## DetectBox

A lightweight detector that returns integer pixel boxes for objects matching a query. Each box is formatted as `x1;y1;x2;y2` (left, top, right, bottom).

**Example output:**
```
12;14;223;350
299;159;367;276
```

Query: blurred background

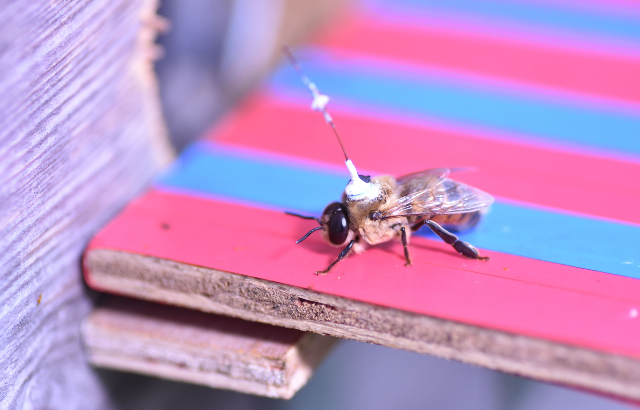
132;0;637;408
102;339;633;410
156;0;346;151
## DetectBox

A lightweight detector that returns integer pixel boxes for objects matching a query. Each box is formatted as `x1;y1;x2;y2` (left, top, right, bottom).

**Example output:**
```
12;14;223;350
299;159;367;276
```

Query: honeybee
284;48;494;275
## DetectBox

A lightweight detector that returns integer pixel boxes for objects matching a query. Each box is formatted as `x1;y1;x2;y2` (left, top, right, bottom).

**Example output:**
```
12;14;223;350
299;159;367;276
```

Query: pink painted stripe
360;5;640;59
86;190;640;358
315;15;640;104
211;95;640;226
530;0;640;15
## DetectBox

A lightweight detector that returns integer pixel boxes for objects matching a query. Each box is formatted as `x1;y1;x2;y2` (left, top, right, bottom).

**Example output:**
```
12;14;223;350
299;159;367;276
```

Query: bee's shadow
288;220;455;266
295;240;334;255
374;239;454;262
287;222;339;264
295;236;454;267
289;239;347;271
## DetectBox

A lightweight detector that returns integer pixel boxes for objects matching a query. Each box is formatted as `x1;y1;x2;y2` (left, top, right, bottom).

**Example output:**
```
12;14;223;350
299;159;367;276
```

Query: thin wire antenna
283;46;349;161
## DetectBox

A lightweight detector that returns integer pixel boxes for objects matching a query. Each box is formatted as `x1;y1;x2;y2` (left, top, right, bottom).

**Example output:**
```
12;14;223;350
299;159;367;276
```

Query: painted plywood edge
83;248;640;402
82;297;337;399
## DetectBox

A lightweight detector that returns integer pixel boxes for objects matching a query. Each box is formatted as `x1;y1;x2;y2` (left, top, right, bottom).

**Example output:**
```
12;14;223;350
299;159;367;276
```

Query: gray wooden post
0;1;173;408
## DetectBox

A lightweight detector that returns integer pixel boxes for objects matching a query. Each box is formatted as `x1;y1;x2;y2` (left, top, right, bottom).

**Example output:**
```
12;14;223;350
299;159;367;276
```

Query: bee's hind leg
400;227;412;267
411;219;427;232
316;239;355;275
424;220;489;261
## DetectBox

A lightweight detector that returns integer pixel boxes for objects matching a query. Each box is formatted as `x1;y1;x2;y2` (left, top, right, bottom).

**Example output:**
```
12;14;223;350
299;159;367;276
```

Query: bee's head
319;202;351;246
286;202;352;246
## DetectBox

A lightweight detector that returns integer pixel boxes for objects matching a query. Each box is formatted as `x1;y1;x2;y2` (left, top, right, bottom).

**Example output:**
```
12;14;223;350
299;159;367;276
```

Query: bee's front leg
316;239;355;275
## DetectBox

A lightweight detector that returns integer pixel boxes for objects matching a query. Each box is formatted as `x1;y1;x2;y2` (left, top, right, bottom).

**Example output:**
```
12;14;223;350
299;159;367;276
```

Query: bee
283;48;494;275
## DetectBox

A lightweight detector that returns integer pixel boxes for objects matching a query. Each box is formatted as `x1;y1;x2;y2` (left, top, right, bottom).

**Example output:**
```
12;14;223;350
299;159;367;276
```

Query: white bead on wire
284;47;376;201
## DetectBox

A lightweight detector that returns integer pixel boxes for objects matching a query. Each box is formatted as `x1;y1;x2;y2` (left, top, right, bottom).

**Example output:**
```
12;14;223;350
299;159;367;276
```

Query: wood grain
82;296;336;399
85;249;640;403
0;0;173;408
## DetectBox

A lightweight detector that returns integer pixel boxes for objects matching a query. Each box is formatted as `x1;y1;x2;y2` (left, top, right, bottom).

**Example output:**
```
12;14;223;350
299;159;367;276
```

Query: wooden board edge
81;298;337;399
83;248;640;402
281;332;338;397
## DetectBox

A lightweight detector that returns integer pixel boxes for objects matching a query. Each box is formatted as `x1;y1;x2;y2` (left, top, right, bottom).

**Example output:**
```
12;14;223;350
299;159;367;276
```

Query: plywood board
84;0;640;404
82;297;336;399
84;249;640;403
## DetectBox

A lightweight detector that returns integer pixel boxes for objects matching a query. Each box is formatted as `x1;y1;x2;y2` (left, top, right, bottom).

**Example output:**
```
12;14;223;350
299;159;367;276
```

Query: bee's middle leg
424;220;489;261
400;227;412;267
316;239;355;275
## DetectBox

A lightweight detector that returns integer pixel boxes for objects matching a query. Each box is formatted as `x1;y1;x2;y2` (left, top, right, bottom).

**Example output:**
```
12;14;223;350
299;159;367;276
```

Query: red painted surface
84;3;640;370
212;95;640;226
86;189;640;359
315;15;640;104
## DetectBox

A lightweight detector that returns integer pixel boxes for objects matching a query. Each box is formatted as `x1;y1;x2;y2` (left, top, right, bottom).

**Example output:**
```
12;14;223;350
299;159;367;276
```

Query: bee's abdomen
429;211;482;233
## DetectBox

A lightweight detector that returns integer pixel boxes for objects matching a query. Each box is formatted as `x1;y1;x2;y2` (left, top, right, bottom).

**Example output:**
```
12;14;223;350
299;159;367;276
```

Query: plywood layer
82;296;337;399
85;250;640;403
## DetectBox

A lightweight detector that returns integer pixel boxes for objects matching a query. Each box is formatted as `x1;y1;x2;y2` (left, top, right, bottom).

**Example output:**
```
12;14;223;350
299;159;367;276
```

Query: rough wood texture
0;0;173;408
82;297;336;399
85;249;640;403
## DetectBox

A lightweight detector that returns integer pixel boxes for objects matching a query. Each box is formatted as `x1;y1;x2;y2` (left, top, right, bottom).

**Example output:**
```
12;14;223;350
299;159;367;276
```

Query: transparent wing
380;177;494;219
395;168;450;196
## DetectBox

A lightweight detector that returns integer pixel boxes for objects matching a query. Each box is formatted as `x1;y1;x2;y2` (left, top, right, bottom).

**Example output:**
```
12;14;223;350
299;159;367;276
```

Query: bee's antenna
296;226;323;244
284;46;377;201
285;212;323;243
285;211;318;221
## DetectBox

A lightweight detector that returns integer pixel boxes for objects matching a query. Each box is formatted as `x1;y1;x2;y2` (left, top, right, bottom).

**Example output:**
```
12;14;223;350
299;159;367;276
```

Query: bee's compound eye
323;202;350;245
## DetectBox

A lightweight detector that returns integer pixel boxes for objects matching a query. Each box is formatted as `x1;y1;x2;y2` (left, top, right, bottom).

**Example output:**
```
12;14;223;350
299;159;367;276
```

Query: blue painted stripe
158;143;348;213
268;53;640;156
157;142;640;279
455;201;640;279
367;0;640;44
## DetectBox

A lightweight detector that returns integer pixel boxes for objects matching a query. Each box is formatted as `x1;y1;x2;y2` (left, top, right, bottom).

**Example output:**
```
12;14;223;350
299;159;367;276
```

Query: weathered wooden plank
0;0;173;408
0;0;351;406
82;297;336;399
85;249;640;403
